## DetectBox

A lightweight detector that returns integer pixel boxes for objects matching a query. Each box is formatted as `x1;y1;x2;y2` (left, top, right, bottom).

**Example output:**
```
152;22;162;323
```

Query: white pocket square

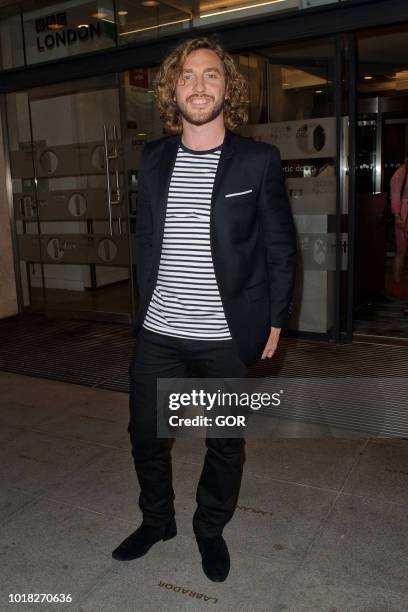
225;189;253;198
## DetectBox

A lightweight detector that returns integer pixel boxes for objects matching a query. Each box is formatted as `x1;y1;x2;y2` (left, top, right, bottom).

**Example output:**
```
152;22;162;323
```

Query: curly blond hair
154;37;249;134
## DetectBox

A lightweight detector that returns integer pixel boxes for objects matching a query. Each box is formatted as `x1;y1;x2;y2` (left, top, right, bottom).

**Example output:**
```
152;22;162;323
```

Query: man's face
175;48;227;127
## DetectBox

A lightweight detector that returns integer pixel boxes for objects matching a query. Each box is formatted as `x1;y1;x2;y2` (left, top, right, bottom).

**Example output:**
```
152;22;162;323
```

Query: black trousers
128;327;248;538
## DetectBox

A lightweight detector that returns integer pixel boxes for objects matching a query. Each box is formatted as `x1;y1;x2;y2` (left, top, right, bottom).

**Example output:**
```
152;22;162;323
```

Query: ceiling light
363;75;373;80
120;17;189;35
91;10;108;18
117;10;128;15
315;90;323;94
200;0;286;19
141;0;159;6
78;24;89;28
395;70;408;90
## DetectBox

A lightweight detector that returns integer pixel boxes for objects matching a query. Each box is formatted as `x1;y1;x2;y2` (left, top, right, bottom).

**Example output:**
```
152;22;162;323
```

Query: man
112;37;297;582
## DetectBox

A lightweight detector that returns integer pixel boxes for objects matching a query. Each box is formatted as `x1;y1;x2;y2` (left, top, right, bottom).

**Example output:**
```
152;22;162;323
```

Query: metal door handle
111;168;121;204
103;123;114;235
112;124;121;202
108;123;119;159
112;124;123;232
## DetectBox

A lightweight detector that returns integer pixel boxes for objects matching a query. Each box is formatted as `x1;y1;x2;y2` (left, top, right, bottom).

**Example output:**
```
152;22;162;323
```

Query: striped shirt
143;143;231;340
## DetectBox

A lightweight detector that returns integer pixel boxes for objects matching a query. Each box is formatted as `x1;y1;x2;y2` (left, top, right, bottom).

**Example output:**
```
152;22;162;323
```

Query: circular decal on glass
39;150;58;174
47;237;64;261
97;238;118;263
91;145;106;170
68;193;87;217
296;124;326;155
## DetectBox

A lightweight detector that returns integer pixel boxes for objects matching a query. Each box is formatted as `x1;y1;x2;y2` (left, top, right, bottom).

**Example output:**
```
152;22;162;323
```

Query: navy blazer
133;128;297;366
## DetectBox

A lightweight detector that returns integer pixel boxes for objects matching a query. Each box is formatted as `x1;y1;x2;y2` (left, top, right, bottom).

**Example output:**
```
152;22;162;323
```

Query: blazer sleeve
257;145;297;328
134;143;154;295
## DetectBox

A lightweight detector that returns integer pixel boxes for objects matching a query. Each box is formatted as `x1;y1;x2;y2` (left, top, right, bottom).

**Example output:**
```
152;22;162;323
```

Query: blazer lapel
211;128;236;210
157;134;180;214
154;134;180;257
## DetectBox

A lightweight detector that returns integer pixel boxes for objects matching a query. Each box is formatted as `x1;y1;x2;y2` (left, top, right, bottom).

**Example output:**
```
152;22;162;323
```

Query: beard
176;94;225;126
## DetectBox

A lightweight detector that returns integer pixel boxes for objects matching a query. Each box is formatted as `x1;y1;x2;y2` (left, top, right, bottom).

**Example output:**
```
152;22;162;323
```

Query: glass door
7;74;133;322
353;24;408;340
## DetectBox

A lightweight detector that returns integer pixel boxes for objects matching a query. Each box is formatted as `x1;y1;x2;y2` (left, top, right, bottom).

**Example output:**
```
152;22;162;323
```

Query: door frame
342;31;357;343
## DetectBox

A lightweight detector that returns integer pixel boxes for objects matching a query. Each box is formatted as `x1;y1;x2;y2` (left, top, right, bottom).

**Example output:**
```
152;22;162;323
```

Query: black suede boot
196;535;230;582
112;518;177;561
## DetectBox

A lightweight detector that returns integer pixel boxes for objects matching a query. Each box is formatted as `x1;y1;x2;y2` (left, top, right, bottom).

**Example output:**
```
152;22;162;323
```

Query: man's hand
261;327;281;359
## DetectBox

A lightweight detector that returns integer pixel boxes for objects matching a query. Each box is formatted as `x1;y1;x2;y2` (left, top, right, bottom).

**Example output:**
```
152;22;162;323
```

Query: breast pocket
224;188;257;204
224;188;257;227
225;189;254;199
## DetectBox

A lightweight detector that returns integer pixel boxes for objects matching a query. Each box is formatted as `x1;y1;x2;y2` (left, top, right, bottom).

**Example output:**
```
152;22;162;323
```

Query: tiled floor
1;371;407;612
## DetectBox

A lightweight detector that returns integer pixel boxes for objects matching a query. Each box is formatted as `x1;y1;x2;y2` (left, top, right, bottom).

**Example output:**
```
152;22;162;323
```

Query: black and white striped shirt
143;143;231;340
